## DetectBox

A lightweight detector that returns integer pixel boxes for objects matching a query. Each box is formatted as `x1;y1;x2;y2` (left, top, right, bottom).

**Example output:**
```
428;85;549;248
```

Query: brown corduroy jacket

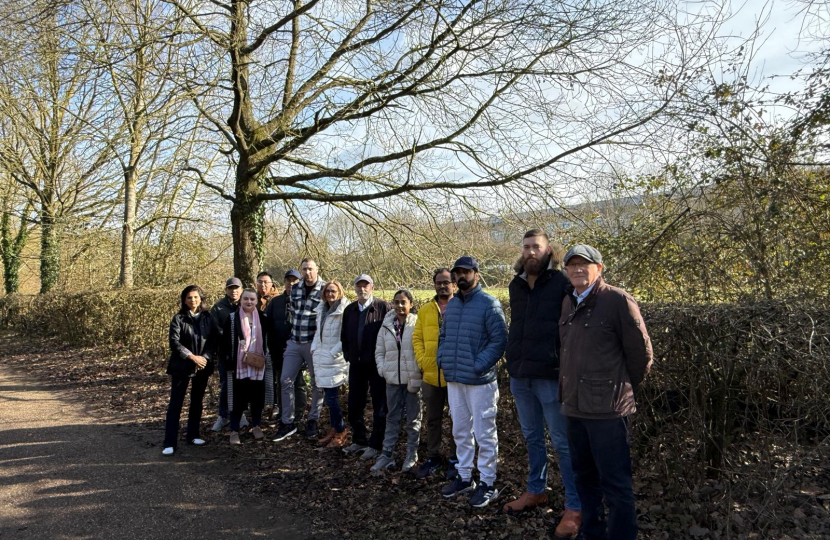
558;276;653;419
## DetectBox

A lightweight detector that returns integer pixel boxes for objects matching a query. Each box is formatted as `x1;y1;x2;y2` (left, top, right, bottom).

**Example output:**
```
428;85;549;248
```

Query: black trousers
347;361;387;450
231;377;265;431
163;370;210;448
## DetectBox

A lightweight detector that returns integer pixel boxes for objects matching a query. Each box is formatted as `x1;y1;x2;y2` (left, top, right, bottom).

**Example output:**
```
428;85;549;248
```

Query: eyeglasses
435;281;452;286
565;262;593;270
257;279;273;285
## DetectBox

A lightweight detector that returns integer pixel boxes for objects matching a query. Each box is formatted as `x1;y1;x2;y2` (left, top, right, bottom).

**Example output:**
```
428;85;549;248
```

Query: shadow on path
0;366;314;540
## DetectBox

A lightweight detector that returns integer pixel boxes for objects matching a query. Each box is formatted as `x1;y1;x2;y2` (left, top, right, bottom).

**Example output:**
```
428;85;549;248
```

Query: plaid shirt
288;278;326;343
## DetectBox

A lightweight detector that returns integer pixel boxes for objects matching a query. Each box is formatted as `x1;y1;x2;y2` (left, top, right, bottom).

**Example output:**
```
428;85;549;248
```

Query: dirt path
0;363;311;540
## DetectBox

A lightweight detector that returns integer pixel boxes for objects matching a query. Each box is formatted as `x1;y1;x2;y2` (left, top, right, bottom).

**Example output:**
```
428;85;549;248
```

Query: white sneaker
162;447;175;456
189;438;206;446
211;417;229;431
239;414;249;428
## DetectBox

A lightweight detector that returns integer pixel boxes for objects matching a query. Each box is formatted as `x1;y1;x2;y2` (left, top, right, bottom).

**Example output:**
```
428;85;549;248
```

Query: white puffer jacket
311;299;348;388
375;311;421;387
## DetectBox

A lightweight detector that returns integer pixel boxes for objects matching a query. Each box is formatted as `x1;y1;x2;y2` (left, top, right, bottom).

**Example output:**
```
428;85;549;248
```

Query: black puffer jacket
506;256;570;379
167;310;218;377
263;292;291;369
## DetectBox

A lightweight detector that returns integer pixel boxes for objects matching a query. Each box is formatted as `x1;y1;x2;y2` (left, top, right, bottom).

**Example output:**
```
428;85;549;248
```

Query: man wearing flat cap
340;274;391;461
437;256;507;508
559;244;653;540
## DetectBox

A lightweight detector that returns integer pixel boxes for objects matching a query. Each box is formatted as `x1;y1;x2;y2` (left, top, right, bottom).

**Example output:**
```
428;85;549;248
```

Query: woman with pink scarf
220;288;274;445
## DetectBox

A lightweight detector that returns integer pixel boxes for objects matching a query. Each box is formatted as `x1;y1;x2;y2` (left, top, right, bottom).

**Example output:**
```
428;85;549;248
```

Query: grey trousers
280;341;323;423
382;383;422;456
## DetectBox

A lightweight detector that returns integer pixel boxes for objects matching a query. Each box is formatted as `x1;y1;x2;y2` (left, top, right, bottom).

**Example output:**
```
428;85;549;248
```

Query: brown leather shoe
553;509;582;539
318;427;336;446
502;491;548;514
327;429;349;448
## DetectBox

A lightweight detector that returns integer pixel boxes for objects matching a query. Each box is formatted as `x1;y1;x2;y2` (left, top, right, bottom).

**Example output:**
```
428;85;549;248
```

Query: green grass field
373;287;509;303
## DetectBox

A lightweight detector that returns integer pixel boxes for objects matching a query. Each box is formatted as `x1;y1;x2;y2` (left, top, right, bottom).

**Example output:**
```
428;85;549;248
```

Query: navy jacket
506;260;570;379
341;298;391;364
436;285;507;385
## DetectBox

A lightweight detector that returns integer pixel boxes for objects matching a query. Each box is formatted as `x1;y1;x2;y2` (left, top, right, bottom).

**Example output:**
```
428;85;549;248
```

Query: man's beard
456;279;473;291
522;251;550;275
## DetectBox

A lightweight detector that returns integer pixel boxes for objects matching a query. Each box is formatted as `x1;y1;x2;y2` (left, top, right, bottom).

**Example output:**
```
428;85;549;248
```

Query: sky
722;0;825;95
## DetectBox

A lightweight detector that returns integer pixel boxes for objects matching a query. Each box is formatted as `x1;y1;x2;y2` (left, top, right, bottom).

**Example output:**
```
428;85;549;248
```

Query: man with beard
437;256;507;508
412;268;458;479
503;229;581;539
340;274;391;461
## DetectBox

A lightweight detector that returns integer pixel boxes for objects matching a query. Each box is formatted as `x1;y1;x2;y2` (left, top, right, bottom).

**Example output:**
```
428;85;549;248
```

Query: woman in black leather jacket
162;285;218;456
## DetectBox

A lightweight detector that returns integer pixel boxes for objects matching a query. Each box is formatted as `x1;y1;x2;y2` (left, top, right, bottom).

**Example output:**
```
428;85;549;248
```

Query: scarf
393;315;405;345
236;308;265;379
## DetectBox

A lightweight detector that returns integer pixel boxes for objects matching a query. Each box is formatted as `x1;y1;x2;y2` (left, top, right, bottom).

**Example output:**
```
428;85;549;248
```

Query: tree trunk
0;204;30;295
231;166;264;286
40;205;60;293
119;165;137;288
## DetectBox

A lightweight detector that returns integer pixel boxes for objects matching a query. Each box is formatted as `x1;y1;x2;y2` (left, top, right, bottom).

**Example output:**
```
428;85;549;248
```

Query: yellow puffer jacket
413;297;446;387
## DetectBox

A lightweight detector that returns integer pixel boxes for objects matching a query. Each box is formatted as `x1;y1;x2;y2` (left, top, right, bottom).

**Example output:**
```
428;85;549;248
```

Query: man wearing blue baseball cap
262;269;308;424
437;256;507;508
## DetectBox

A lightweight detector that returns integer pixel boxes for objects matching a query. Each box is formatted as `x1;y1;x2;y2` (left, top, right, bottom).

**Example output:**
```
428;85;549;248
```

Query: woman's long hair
180;285;209;314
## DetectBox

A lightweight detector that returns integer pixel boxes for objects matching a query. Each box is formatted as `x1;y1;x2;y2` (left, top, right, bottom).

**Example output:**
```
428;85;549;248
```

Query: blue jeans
566;416;637;540
324;387;345;432
510;377;580;510
217;362;228;418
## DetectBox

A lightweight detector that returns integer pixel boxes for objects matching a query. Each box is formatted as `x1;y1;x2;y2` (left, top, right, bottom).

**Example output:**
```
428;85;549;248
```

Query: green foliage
39;216;60;294
0;203;29;294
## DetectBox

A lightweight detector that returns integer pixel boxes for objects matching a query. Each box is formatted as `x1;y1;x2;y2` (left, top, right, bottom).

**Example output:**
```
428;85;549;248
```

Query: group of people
162;230;653;540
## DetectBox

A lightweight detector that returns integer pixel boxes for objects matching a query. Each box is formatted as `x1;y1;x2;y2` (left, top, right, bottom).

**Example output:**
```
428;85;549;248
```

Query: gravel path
0;363;311;540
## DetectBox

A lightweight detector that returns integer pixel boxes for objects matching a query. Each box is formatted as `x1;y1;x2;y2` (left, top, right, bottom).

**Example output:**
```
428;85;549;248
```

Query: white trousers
447;380;499;485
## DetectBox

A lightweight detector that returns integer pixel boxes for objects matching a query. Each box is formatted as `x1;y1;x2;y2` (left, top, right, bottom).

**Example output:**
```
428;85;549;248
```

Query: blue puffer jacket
436;285;508;385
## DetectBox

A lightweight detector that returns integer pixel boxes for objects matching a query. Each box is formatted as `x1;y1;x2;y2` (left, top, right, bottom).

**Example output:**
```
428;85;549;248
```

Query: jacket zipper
397;337;402;386
436;301;444;388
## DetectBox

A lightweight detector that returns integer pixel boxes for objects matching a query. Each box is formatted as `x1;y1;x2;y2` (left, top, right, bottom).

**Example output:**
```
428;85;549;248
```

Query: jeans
382;384;421;455
217;361;228;418
324;386;345;432
566;416;637;540
447;381;499;485
274;365;308;414
510;377;580;510
230;377;264;431
421;381;456;460
164;370;210;448
347;361;387;450
281;341;323;423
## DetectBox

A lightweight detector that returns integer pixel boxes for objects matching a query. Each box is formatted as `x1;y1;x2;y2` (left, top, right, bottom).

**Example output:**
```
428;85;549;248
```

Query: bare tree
80;0;206;288
0;3;119;292
163;0;726;283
